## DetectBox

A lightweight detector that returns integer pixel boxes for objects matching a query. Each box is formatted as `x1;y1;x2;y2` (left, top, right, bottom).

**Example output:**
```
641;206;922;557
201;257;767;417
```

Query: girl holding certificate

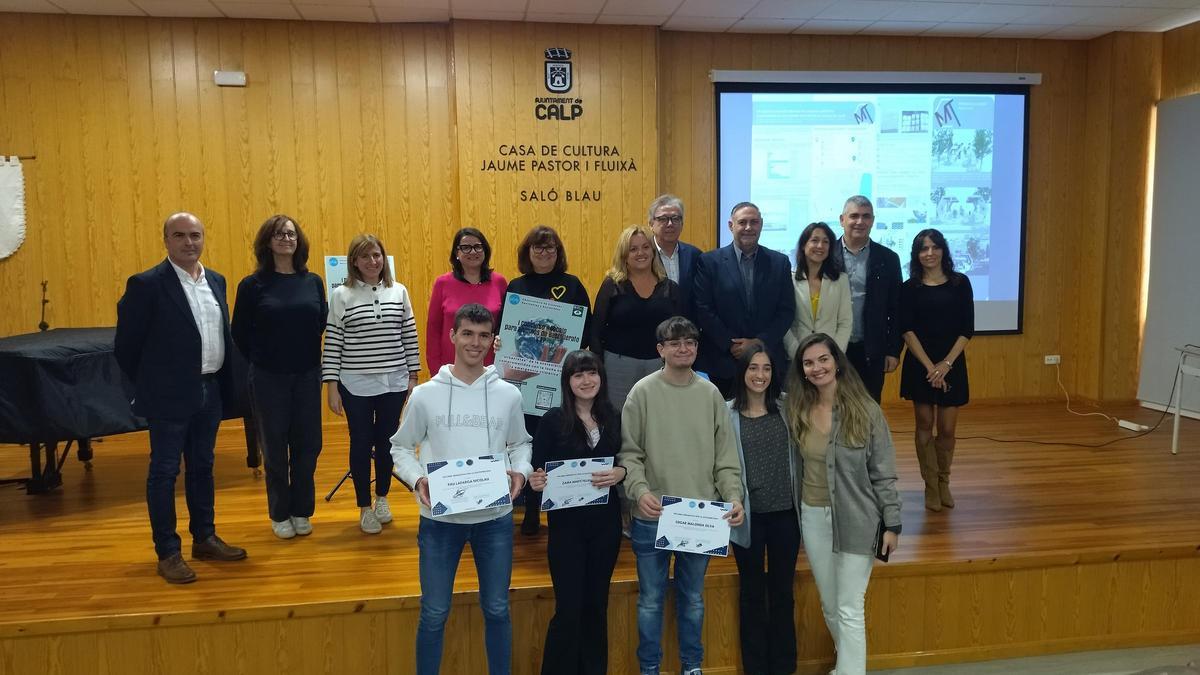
528;350;624;675
727;343;800;675
787;333;902;675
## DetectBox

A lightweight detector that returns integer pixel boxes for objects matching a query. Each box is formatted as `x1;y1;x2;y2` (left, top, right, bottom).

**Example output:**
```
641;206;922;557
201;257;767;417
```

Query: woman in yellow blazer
784;222;853;357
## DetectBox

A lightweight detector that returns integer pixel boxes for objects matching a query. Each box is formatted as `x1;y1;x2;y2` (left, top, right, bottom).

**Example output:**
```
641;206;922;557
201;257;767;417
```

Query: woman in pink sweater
425;227;508;375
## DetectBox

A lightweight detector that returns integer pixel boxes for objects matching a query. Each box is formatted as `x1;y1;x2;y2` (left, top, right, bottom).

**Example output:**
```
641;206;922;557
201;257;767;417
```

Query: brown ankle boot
935;442;955;508
917;439;941;512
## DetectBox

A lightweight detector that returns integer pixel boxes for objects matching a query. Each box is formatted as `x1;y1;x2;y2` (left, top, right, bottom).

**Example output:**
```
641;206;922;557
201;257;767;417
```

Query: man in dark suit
830;195;903;402
648;194;702;315
693;201;796;397
115;212;247;584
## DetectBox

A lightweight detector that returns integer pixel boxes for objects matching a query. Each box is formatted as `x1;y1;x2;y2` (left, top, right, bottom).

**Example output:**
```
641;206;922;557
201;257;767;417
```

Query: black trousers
732;508;802;675
541;505;622;675
520;414;542;523
338;383;407;508
846;341;885;403
249;364;323;522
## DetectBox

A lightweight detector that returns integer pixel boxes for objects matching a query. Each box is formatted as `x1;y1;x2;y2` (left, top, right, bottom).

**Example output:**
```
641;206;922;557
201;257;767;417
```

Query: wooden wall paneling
1098;32;1161;401
194;20;231;274
16;20;46;331
452;21;657;293
47;16;86;330
122;19;159;273
335;25;368;245
73;17;109;327
1162;21;1200;101
289;22;320;253
310;22;345;253
99;18;138;325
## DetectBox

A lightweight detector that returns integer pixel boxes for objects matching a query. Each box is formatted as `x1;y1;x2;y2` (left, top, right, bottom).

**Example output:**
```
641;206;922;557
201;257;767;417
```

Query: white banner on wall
0;157;26;260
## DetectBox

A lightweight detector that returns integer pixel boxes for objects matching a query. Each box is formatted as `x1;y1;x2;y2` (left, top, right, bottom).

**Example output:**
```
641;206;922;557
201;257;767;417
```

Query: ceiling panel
815;1;905;22
595;13;666;24
49;0;144;15
672;0;759;19
921;22;1003;37
795;19;872;34
134;0;224;17
373;4;448;21
214;1;300;19
744;0;833;20
0;0;1194;38
0;0;63;11
662;14;738;30
295;4;375;20
729;17;804;32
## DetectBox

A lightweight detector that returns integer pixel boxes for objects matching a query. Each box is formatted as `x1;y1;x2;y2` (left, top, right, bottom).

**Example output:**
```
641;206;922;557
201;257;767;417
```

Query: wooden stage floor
2;402;1199;673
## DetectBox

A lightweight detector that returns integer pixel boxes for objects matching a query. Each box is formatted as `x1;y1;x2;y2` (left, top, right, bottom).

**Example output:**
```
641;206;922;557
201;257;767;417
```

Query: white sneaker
271;519;296;539
373;496;393;524
290;516;312;536
360;507;382;534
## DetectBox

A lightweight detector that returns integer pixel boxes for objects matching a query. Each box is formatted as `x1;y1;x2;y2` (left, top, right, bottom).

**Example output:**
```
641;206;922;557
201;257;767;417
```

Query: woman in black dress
899;229;973;512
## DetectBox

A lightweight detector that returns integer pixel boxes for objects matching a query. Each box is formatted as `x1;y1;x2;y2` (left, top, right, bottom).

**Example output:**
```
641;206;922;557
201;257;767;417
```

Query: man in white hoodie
393;303;532;675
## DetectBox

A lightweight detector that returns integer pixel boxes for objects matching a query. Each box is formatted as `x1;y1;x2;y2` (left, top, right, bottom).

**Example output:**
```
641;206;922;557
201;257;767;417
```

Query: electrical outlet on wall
1044;355;1061;365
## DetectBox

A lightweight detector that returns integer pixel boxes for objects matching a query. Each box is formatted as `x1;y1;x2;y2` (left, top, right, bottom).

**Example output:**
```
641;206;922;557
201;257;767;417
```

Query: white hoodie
392;364;533;524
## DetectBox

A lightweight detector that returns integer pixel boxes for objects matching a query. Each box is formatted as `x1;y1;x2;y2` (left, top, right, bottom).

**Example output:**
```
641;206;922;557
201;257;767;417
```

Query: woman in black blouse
231;214;328;539
899;228;974;512
502;225;593;535
591;224;682;408
528;350;625;675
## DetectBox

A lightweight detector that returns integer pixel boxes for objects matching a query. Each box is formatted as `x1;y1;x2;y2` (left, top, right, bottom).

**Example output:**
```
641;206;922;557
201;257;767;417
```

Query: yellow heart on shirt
550;285;566;300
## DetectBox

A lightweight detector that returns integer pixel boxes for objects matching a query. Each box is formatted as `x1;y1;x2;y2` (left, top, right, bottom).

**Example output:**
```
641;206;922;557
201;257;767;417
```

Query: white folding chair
1170;346;1200;455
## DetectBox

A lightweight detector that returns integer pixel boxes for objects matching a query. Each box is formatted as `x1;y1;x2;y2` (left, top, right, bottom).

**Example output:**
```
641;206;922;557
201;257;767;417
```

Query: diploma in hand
653;495;732;557
540;457;613;511
425;453;511;517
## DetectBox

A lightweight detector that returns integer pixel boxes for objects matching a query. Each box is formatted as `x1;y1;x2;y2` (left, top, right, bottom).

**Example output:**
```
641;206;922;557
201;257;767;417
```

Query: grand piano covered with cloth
0;327;258;493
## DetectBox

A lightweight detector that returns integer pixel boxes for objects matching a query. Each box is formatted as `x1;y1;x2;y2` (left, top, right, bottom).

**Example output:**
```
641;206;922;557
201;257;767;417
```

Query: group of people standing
112;190;975;675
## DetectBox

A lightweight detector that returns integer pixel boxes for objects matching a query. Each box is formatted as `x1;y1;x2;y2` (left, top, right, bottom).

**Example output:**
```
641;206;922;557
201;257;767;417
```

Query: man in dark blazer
693;201;796;397
648;194;702;316
115;212;247;584
831;195;903;402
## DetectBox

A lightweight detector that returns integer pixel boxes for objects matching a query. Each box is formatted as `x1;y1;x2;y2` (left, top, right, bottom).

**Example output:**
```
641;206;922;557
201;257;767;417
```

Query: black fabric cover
0;328;251;444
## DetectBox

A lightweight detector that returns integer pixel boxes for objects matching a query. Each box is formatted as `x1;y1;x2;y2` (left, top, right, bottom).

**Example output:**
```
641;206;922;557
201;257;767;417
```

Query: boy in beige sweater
619;315;744;675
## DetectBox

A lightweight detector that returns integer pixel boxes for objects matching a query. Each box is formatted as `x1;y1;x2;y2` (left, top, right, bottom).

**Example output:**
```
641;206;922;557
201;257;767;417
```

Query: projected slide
718;89;1027;333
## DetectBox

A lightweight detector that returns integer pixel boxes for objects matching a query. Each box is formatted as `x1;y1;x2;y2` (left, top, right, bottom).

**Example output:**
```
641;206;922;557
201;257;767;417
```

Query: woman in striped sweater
322;234;421;534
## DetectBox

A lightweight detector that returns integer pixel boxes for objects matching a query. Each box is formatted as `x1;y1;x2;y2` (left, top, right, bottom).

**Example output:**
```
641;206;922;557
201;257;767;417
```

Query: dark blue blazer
672;241;703;315
115;259;234;420
692;244;796;381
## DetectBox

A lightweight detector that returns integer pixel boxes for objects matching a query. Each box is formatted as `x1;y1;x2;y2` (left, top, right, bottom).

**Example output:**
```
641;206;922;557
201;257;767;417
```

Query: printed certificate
540;457;613;511
425;453;511;517
653;495;732;557
495;292;587;416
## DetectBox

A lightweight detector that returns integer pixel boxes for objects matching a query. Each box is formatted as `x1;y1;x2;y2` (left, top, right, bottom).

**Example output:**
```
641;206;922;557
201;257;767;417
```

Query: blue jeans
631;517;710;673
416;512;514;675
145;376;222;560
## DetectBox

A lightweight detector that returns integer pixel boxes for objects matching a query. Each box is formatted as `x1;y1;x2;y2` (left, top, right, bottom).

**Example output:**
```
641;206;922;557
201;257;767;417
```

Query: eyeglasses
653;215;683;225
456;243;485;254
660;338;698;350
532;245;558;255
272;231;298;241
